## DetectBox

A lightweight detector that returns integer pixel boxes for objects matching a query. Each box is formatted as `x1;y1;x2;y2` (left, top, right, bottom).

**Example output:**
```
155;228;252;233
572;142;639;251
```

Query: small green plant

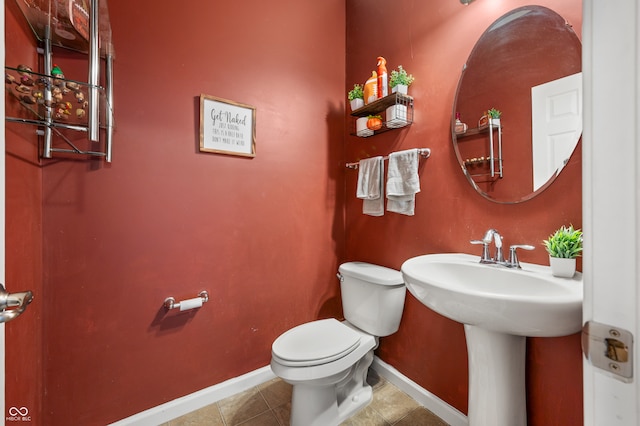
543;225;583;258
487;108;501;119
389;65;415;88
348;84;364;101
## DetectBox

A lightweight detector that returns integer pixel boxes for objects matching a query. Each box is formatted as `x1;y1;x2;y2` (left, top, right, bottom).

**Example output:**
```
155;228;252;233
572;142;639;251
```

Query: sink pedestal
465;325;527;426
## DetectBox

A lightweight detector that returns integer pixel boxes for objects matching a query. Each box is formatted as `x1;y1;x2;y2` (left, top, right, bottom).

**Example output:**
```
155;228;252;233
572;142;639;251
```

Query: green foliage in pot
487;108;502;119
348;84;364;101
543;225;583;258
389;65;415;88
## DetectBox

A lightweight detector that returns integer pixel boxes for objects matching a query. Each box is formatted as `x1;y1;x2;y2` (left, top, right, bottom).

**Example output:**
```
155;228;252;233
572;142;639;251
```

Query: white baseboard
108;366;276;426
371;357;468;426
110;357;467;426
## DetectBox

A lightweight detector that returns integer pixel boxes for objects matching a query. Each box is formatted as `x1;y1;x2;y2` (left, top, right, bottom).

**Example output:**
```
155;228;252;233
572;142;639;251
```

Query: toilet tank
338;262;406;337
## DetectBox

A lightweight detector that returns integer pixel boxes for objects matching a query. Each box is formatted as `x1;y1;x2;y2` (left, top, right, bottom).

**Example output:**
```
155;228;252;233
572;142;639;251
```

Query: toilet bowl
270;262;406;426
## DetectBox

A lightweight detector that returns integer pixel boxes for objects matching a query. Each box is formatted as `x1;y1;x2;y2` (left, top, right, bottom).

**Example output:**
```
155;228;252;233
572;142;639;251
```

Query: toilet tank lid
339;262;403;286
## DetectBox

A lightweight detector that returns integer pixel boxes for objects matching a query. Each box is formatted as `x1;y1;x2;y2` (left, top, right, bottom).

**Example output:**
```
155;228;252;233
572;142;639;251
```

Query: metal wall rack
5;0;115;162
457;119;503;180
350;92;414;137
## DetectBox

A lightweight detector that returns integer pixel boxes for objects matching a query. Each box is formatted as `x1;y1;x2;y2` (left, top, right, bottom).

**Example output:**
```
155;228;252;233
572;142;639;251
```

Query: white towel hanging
357;156;384;216
386;149;420;216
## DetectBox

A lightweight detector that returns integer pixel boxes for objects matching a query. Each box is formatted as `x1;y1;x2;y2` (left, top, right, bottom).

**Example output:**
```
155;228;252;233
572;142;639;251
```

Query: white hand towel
357;156;384;216
386;149;420;216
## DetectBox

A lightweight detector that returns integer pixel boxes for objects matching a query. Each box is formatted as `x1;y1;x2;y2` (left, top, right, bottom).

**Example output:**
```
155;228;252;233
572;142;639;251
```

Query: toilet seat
272;318;361;367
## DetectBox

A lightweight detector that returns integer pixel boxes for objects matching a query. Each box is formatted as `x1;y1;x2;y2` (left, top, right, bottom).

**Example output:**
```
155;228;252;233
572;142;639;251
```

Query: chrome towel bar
346;148;431;169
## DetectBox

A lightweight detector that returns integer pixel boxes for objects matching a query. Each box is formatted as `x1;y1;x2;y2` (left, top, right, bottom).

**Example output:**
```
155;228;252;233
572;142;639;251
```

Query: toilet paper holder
164;291;209;311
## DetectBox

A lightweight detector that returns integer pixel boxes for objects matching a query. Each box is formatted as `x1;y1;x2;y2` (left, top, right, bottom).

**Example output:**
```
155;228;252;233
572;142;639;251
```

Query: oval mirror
452;6;582;203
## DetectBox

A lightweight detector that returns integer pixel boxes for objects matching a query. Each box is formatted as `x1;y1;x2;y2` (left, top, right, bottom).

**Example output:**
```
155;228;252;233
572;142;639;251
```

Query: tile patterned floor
162;369;449;426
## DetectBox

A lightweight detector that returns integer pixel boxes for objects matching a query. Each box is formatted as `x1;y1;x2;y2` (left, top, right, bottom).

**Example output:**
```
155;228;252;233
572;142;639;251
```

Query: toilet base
287;349;375;426
290;382;372;426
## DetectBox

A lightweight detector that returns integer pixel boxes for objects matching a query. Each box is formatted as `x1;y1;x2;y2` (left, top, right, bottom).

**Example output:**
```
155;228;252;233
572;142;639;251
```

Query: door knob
0;284;33;323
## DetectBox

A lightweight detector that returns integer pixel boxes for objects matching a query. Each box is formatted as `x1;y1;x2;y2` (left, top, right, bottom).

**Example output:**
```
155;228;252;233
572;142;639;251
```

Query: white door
531;72;583;192
582;0;639;424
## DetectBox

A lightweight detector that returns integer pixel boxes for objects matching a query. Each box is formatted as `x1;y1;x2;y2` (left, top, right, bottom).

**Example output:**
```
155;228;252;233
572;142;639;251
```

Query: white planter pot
391;84;408;94
350;98;364;111
489;117;501;127
549;256;576;278
356;117;373;137
386;104;408;128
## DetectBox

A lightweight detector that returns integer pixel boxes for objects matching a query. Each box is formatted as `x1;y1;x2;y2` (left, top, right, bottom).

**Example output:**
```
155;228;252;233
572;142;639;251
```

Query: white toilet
270;262;406;426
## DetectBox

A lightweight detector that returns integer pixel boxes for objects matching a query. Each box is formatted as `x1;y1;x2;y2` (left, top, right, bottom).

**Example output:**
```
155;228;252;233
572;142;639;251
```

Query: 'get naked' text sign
199;94;256;157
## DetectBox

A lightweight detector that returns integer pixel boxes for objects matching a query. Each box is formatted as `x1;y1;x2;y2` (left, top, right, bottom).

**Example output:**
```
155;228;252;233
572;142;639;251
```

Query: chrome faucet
471;228;504;264
471;229;534;268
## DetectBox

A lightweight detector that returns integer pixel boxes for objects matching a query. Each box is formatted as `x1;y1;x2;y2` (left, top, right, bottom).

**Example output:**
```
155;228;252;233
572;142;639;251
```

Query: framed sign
199;94;256;157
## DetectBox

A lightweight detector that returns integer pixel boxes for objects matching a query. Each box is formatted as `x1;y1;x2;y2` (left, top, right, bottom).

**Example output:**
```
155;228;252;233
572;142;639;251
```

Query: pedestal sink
401;253;582;426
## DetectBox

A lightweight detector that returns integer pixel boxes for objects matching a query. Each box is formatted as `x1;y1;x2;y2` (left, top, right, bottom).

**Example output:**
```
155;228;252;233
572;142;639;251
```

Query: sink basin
401;253;582;337
401;253;583;426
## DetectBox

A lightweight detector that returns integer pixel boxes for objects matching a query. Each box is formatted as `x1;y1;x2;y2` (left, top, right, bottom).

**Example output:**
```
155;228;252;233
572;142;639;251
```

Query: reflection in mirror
452;6;582;203
531;72;582;191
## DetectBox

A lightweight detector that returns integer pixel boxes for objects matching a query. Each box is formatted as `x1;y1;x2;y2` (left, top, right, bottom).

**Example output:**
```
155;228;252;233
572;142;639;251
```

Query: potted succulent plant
487;108;501;119
389;65;415;94
543;225;583;277
478;108;501;128
348;84;365;111
487;108;501;127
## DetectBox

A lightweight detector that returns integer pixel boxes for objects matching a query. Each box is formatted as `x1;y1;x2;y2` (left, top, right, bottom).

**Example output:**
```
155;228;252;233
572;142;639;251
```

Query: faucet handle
508;244;535;268
494;234;505;263
470;239;492;262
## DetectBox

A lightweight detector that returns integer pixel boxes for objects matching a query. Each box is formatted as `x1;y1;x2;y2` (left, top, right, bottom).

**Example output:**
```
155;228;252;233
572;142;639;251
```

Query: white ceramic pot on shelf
391;84;408;94
350;98;364;111
549;256;577;278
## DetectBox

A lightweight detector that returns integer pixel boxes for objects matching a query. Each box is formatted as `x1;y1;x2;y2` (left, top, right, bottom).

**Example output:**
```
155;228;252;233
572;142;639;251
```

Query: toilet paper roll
386;105;408;128
356;117;373;137
179;297;203;311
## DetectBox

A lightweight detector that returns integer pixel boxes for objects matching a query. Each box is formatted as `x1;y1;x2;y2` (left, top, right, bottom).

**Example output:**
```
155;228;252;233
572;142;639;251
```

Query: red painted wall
345;1;583;425
5;0;44;420
6;0;346;424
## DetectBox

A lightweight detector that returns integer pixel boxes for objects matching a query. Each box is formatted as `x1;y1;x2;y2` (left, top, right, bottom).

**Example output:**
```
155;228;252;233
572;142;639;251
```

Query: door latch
582;321;633;382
